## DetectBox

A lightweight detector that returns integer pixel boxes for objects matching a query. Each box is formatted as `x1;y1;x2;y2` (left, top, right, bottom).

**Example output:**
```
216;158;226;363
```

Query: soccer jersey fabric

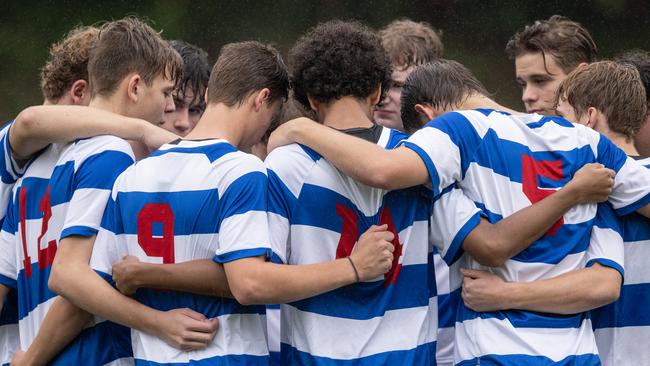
403;109;650;365
91;138;273;366
0;136;135;365
591;157;650;366
266;125;449;365
0;123;24;366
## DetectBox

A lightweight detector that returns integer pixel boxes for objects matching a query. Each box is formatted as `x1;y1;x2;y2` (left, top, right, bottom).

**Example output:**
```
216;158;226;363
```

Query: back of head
380;18;443;70
401;59;489;132
207;41;289;106
169;40;210;109
289;19;391;110
556;61;646;139
615;49;650;107
89;17;182;98
505;15;597;73
40;25;99;103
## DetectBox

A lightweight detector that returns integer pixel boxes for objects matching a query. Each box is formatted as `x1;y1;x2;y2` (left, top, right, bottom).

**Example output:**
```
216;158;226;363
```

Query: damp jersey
403;109;650;365
266;125;461;365
590;157;650;366
0;135;135;366
0;122;24;366
91;138;273;366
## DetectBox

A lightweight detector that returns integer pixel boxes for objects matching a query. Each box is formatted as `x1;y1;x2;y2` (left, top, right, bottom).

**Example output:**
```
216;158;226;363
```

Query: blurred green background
1;0;648;121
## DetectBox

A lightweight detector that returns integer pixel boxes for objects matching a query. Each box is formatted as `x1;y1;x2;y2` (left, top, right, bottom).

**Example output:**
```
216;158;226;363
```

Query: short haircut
40;25;99;102
207;41;289;106
380;18;443;69
88;17;182;98
556;61;646;139
289;19;391;110
505;15;597;74
401;59;489;132
615;49;650;107
169;40;210;109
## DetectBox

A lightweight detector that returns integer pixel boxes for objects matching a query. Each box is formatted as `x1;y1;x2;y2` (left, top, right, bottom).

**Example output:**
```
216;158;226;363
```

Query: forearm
21;297;92;365
11;105;153;160
130;260;233;298
0;284;7;313
502;265;621;314
638;203;650;219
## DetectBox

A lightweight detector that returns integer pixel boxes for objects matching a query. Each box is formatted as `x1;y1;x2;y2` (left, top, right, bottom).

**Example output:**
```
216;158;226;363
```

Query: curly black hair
288;20;391;110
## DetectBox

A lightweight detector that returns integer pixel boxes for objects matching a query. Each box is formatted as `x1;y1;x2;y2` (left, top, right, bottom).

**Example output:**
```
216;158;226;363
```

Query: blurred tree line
0;0;648;121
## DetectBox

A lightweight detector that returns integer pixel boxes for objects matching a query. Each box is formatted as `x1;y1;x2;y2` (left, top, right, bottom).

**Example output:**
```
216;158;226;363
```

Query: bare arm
224;225;395;305
10;105;177;161
49;235;218;350
268;118;428;190
463;163;614;267
0;284;7;314
15;297;92;366
638;203;650;218
112;256;232;298
461;264;621;314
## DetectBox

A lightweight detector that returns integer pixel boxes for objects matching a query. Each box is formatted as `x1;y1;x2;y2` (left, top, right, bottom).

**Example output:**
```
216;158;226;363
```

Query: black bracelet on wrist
346;256;360;283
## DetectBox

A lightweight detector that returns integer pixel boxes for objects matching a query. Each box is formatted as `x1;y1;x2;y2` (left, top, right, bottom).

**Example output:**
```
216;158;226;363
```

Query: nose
522;85;537;104
164;95;176;113
174;109;191;136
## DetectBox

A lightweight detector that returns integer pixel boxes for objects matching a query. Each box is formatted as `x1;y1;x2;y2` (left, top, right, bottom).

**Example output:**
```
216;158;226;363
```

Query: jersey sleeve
401;111;483;196
584;203;625;278
2;122;26;182
0;194;18;288
213;156;273;264
429;186;482;266
595;136;650;215
60;138;134;239
90;192;126;283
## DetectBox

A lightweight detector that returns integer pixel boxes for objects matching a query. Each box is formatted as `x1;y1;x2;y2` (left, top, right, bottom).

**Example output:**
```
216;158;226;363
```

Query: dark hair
169;40;210;110
380;18;443;69
207;41;289;106
615;49;650;106
289;19;391;110
401;59;489;133
40;25;99;102
556;61;646;139
89;17;182;97
505;15;597;74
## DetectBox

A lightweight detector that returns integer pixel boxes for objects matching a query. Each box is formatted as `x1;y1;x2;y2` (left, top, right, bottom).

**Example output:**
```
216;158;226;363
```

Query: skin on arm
112;256;232;298
10;105;178;162
48;235;219;351
0;284;7;314
637;203;650;218
268;118;429;190
461;263;621;314
462;163;614;267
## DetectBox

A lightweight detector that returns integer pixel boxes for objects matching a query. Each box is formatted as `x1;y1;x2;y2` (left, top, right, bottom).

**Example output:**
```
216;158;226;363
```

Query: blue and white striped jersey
403;109;650;365
0;135;135;366
591;157;650;366
91;138;273;366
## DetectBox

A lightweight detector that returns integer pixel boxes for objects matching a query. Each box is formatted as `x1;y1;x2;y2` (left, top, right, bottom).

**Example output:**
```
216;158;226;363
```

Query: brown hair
88;17;182;98
401;59;489;133
380;18;443;70
615;49;650;107
207;41;289;106
505;15;597;74
40;25;99;102
556;61;646;139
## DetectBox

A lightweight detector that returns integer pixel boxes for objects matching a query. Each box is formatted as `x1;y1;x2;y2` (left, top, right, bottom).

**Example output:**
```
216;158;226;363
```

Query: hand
267;117;314;152
142;124;179;152
564;163;614;204
461;268;511;312
349;224;395;281
154;308;219;351
112;255;142;295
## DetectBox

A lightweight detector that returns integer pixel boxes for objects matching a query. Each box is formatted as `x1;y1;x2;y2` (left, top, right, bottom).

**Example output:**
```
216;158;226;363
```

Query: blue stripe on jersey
591;283;650;328
442;212;481;266
51;320;132;365
134;354;269;366
0;274;15;289
298;144;322;162
148;142;238;163
73;150;134;190
60;225;99;238
438;288;461;329
0;289;18;325
219;171;268;222
213;248;274;264
401;141;442;196
0;123;18;184
457;353;600;366
16;263;56;320
288;263;430;320
267;169;296;218
386;129;409;149
586;258;624;278
456;303;587;329
281;341;436;366
269;352;280;366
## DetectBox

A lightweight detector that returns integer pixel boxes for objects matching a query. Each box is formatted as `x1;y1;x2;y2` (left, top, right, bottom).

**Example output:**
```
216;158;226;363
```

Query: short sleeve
584;203;625;278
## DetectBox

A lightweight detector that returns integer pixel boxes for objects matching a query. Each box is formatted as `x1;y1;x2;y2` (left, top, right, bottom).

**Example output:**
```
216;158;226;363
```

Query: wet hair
615;49;650;106
289;19;391;110
169;40;210;110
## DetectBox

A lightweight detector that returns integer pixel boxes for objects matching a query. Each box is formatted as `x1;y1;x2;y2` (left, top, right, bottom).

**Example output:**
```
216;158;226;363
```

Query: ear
415;103;436;121
69;79;89;105
127;74;142;103
253;88;271;111
576;62;589;69
584;106;599;129
369;85;382;106
204;88;209;104
307;96;319;113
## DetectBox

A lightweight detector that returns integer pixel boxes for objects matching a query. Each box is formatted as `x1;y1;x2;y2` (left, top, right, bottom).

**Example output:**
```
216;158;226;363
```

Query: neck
605;132;640;156
185;103;246;149
319;97;374;129
457;93;521;115
89;95;126;115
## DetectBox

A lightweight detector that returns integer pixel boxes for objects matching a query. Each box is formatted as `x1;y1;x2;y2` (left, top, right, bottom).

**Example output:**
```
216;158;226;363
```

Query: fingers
180;308;208;322
366;224;388;232
460;268;483;278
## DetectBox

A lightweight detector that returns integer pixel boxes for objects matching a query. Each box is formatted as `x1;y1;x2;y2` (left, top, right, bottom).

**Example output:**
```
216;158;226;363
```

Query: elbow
48;264;66;295
593;277;621;307
471;239;510;268
14;107;40;138
229;277;268;306
368;169;396;190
